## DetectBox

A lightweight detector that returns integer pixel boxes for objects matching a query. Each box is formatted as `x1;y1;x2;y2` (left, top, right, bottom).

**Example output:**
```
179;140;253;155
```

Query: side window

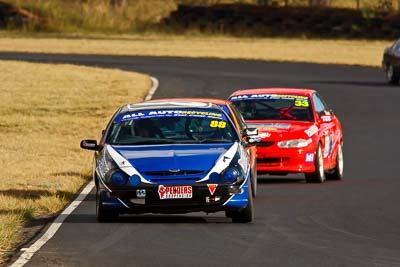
312;93;330;117
229;104;247;133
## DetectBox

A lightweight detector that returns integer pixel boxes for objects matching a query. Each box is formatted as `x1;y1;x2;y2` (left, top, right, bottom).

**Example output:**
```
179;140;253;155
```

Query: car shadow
257;175;305;184
64;213;230;224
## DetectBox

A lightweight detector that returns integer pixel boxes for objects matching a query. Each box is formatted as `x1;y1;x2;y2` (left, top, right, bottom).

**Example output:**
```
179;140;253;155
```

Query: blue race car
81;101;256;223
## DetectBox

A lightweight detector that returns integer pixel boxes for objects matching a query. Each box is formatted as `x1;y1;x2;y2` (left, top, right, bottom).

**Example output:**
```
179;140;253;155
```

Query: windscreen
230;94;314;122
107;108;238;145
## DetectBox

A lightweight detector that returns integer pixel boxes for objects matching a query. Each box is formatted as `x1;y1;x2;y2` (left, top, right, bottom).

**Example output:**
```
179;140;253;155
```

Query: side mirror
243;128;260;146
80;139;99;151
244;127;258;137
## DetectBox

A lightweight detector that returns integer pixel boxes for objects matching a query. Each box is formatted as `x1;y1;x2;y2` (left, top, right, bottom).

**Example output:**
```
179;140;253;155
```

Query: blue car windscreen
107;109;239;145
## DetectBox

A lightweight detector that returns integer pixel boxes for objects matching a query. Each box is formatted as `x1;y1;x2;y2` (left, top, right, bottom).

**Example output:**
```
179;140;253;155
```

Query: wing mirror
243;128;260;145
244;127;258;137
80;139;99;151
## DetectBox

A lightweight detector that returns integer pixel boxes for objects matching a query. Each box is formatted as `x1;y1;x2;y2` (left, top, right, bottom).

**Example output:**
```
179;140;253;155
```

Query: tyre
305;143;326;183
230;185;253;223
96;188;118;222
326;142;343;180
386;64;399;84
250;159;257;198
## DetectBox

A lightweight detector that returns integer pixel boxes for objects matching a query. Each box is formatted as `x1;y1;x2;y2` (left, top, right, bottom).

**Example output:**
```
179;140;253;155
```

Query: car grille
257;141;275;147
144;170;204;176
258;157;289;164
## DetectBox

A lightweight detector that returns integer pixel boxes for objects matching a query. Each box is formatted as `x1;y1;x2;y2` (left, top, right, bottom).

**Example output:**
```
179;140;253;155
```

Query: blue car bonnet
112;143;233;183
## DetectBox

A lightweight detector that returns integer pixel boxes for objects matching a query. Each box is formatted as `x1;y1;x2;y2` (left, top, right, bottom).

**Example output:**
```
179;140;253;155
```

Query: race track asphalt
1;52;400;267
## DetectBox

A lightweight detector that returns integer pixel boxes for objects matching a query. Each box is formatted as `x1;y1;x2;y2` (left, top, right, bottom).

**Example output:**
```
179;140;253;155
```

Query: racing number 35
210;120;227;128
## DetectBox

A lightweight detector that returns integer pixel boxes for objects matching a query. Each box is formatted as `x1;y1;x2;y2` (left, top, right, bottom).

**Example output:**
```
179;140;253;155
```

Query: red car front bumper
256;145;316;174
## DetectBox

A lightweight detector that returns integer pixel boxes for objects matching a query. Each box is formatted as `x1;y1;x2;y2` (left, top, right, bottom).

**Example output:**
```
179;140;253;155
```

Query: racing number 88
210;120;227;128
295;100;309;107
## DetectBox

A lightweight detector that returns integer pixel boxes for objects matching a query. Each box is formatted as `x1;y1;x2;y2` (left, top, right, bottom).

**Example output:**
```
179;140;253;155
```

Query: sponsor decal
258;132;271;138
230;94;308;101
136;189;146;198
158;185;193;199
223;156;230;162
207;184;218;195
305;125;318;137
323;134;333;158
116;109;225;122
206;196;221;203
247;123;291;130
321;115;332;122
305;153;314;163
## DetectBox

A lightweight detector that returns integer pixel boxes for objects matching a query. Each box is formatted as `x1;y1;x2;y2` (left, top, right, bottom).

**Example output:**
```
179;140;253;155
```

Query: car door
312;93;339;170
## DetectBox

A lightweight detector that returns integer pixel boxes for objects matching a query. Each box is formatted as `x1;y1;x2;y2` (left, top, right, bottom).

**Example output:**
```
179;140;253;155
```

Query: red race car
229;88;343;183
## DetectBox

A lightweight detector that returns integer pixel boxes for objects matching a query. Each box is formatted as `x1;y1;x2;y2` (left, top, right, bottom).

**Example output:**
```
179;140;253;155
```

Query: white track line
9;76;159;267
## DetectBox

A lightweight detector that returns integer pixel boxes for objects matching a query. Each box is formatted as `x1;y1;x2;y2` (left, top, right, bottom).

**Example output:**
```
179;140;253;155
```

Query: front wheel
326;143;343;180
251;158;257;198
96;188;118;222
305;143;326;183
386;64;399;84
229;185;254;223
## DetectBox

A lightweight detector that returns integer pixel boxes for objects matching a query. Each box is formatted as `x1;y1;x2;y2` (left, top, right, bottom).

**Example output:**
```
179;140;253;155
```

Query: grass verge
0;33;391;67
0;60;151;264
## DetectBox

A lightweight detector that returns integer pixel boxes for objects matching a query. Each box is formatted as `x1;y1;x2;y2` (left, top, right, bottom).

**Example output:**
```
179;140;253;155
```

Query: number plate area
157;185;193;200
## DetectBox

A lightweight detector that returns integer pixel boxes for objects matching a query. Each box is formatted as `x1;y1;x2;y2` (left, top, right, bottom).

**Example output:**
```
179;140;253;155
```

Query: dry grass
0;34;391;67
1;0;176;32
0;60;150;263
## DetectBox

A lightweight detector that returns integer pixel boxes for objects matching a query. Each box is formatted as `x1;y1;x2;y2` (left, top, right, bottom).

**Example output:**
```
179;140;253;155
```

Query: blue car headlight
111;171;128;186
129;174;141;187
223;167;239;183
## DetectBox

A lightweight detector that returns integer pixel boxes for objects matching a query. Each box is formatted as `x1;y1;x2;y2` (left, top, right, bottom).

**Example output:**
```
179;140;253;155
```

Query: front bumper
256;146;316;174
99;182;249;214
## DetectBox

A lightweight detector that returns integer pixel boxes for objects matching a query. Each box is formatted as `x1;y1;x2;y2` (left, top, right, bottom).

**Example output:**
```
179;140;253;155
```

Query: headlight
223;167;239;183
111;171;128;186
96;149;117;179
278;138;312;148
129;174;141;187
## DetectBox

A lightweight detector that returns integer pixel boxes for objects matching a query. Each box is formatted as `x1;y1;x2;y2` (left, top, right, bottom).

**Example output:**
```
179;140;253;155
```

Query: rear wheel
96;188;118;222
230;185;253;223
386;64;399;84
305;144;326;183
326;143;343;180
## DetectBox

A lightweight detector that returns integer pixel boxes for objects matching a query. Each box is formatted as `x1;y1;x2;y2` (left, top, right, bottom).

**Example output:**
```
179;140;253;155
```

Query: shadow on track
64;213;230;224
257;176;305;184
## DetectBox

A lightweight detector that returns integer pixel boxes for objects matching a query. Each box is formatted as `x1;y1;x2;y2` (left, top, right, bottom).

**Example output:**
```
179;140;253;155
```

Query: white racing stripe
10;76;160;267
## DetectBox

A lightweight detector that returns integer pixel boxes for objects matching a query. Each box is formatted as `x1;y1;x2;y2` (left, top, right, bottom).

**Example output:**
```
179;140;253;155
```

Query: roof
229;88;316;97
119;101;219;114
148;98;230;105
